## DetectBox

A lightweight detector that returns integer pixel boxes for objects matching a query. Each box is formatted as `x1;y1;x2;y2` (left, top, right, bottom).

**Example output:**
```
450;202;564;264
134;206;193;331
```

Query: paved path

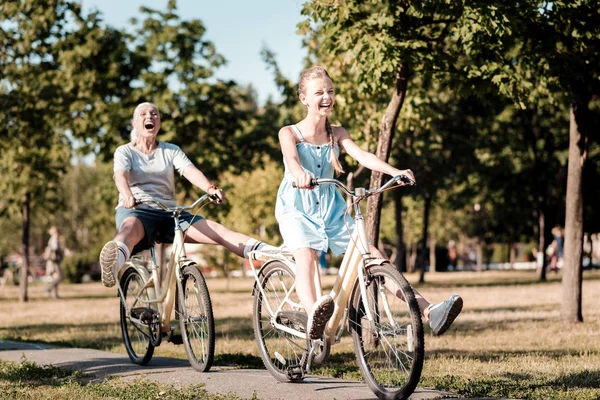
0;340;510;400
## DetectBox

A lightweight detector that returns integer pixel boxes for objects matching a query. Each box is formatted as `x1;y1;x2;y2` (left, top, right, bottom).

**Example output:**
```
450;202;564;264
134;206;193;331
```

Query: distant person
552;226;564;268
447;240;458;271
99;102;277;288
43;226;64;298
274;65;462;339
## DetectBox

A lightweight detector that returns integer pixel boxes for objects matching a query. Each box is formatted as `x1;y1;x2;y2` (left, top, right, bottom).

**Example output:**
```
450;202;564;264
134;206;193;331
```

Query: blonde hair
130;102;159;145
298;66;344;175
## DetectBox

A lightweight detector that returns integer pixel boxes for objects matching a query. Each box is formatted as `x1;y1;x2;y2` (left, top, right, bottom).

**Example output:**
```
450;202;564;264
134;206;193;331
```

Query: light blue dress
275;125;354;256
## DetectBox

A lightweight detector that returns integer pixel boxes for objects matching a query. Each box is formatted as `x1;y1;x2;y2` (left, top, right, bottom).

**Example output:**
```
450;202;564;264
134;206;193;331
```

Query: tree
460;1;600;322
0;0;96;301
300;1;468;249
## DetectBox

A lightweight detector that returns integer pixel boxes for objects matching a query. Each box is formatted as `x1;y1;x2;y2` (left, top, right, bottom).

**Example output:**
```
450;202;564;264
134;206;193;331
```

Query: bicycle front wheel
253;261;308;382
177;263;215;372
349;263;424;400
120;267;155;365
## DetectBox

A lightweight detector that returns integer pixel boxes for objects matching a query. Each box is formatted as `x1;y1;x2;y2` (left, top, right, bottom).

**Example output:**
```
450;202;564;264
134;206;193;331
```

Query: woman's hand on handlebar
294;172;314;189
208;186;224;203
396;169;416;186
123;194;137;209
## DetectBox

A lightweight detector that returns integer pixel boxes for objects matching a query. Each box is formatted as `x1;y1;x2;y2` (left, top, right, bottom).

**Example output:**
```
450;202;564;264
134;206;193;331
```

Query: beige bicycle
117;193;219;372
249;176;424;400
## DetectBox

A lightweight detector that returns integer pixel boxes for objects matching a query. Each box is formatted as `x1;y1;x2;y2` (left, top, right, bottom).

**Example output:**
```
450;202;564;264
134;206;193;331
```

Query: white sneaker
99;241;118;288
427;294;463;336
306;295;335;340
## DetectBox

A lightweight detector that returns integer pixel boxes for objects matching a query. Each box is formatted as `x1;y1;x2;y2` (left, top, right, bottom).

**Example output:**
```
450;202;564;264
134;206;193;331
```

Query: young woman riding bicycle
275;65;462;340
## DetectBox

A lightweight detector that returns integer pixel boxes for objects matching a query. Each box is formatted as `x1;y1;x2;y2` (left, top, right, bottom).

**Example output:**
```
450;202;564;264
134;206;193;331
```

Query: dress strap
291;125;305;142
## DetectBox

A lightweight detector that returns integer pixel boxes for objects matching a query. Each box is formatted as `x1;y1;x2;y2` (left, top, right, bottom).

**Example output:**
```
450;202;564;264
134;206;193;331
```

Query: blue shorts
115;206;204;254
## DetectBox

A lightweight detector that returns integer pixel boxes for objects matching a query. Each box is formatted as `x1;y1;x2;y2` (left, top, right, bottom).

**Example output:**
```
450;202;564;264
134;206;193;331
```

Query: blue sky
81;0;307;104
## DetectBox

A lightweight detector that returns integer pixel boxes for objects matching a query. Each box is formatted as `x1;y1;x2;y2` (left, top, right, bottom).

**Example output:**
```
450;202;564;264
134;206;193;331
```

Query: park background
1;1;599;399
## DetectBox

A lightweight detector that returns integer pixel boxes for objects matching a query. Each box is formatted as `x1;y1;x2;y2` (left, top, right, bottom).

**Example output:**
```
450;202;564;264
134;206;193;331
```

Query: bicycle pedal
167;333;183;345
287;365;304;380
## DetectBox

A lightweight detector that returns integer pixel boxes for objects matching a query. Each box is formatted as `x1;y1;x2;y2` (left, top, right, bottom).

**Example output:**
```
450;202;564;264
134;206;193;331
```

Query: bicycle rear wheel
349;263;424;400
120;267;155;365
252;261;308;382
177;263;214;372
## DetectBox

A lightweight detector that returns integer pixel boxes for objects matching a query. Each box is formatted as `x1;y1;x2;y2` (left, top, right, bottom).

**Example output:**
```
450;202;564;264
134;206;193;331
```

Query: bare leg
114;217;145;251
292;248;318;314
370;244;431;319
184;219;259;257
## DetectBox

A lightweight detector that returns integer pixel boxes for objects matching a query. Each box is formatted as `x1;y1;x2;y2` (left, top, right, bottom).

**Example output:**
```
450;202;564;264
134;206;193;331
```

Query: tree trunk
509;243;515;269
429;229;436;274
19;192;30;303
408;242;417;273
561;102;588;323
394;189;406;272
476;239;483;272
418;194;431;284
537;209;547;281
366;63;409;246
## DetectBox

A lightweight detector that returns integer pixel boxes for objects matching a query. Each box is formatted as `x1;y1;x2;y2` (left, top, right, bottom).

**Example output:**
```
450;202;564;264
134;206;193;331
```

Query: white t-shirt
113;141;193;209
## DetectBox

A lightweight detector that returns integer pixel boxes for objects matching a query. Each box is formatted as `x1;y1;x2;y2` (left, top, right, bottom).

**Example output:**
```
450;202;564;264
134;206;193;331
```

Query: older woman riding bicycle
99;102;276;287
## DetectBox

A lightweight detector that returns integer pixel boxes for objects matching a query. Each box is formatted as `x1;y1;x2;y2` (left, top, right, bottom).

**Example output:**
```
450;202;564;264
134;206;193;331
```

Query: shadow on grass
429;315;557;336
466;302;558;315
550;369;600;389
412;268;600;289
427;348;600;363
214;316;254;340
0;293;116;303
1;321;122;350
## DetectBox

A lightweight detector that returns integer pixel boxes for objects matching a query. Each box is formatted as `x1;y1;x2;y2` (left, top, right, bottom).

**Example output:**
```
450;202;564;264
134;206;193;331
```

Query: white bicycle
117;193;219;372
250;176;424;400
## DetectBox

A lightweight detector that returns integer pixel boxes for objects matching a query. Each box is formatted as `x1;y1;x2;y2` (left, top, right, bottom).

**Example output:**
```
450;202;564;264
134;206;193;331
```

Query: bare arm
337;127;415;181
182;164;223;201
114;169;136;208
279;127;313;188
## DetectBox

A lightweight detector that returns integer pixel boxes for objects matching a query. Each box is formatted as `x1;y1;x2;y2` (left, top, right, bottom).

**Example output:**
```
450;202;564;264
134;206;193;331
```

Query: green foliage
56;162;119;253
215;160;283;243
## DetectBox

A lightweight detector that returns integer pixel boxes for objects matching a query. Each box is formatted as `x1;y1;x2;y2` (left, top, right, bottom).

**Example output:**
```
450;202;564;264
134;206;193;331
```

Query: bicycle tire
349;263;424;400
253;260;309;382
177;263;215;372
120;267;155;365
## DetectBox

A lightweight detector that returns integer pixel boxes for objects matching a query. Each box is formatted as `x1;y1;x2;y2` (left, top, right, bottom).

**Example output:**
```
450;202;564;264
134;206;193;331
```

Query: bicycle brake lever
399;176;416;186
208;194;222;204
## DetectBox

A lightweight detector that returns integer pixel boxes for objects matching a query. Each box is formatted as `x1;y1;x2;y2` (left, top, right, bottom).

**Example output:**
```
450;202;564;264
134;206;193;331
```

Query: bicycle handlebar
292;175;415;197
135;193;221;213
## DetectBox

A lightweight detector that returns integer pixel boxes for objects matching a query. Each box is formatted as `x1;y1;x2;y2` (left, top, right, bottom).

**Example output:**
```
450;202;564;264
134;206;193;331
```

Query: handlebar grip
400;176;416;186
209;194;222;204
292;179;318;189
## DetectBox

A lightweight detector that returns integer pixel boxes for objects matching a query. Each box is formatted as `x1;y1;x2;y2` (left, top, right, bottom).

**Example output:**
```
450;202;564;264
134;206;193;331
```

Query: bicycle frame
250;176;411;343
